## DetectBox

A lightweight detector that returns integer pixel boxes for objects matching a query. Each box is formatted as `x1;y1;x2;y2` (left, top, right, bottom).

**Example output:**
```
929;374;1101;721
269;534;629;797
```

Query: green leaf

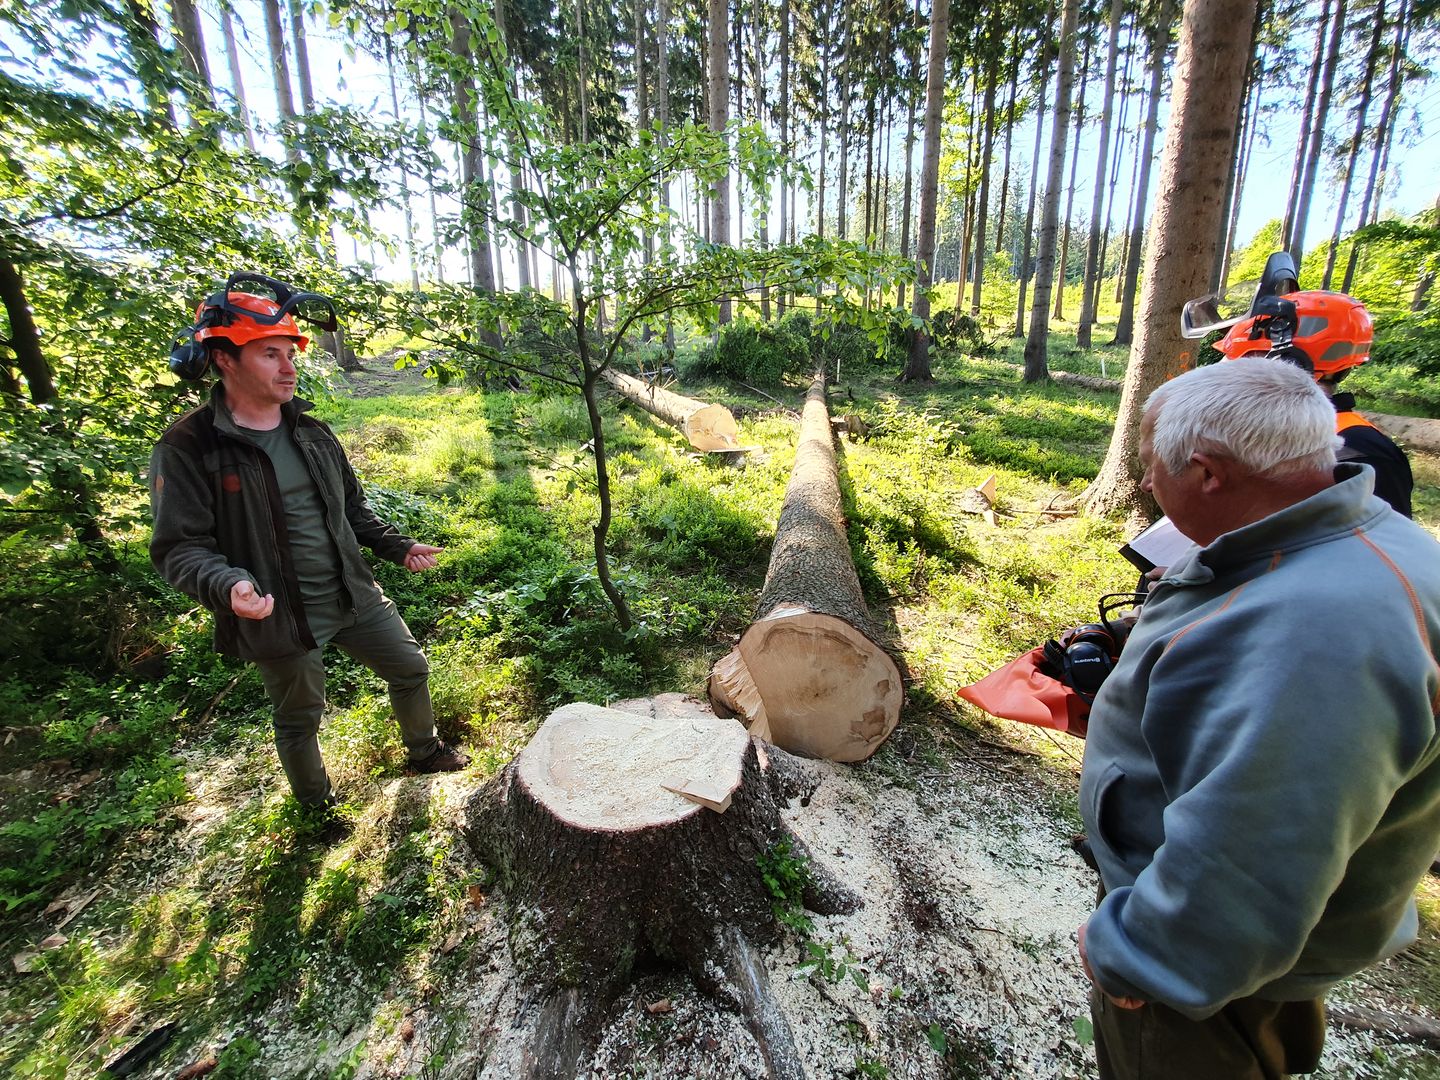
1072;1016;1094;1046
926;1023;947;1055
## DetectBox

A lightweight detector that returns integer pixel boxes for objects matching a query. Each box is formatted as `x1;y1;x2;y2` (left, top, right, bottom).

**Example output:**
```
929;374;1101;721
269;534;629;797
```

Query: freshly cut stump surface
709;376;903;762
465;695;860;1079
600;367;744;452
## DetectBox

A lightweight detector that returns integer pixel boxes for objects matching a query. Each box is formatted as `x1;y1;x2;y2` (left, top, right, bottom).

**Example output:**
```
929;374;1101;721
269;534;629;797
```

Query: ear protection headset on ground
168;272;339;380
1042;592;1146;701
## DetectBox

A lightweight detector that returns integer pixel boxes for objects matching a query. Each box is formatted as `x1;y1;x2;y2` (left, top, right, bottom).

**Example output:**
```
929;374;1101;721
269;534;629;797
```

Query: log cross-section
600;367;744;452
708;376;903;762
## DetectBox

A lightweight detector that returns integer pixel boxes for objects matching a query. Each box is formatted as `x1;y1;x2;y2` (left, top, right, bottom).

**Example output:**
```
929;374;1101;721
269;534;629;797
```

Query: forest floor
4;337;1440;1078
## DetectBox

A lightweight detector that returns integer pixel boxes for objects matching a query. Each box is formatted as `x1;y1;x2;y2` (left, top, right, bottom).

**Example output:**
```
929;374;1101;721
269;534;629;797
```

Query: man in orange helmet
150;274;467;831
1215;289;1414;517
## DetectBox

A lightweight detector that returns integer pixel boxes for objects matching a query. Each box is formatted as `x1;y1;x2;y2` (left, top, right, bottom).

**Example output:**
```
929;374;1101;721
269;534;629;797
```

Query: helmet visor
219;272;340;332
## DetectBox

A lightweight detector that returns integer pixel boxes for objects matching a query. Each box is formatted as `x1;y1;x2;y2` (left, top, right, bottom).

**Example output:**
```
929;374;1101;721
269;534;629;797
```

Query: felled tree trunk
465;695;858;1079
599;367;743;452
708;376;903;762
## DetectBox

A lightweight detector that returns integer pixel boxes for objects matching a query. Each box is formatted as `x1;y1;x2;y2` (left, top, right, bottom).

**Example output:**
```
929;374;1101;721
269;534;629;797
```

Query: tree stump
464;695;860;1079
600;367;746;452
708;376;904;762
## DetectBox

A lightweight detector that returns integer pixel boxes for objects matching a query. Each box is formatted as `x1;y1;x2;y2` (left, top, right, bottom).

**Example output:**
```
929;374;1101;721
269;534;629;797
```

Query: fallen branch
1329;1004;1440;1048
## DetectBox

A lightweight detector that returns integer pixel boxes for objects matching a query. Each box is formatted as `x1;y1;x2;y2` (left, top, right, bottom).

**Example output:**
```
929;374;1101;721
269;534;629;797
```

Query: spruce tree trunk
1321;0;1387;290
968;15;1002;317
1345;2;1411;293
262;0;300;164
709;379;903;760
449;9;503;351
1014;40;1052;338
1076;0;1124;348
777;0;790;316
1282;0;1331;251
708;0;731;324
220;6;256;151
903;0;951;383
1024;0;1079;381
170;0;214;122
1084;0;1256;519
994;27;1021;251
1112;0;1173;346
1291;0;1349;267
600;369;742;451
1053;24;1093;321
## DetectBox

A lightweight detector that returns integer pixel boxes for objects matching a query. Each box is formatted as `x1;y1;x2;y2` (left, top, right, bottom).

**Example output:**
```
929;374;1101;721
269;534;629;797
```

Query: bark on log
600;368;744;452
464;695;859;1079
1329;1003;1440;1048
708;377;904;762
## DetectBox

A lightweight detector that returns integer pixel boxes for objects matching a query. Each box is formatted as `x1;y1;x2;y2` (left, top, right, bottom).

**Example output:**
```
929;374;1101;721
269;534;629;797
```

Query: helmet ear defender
1042;592;1144;702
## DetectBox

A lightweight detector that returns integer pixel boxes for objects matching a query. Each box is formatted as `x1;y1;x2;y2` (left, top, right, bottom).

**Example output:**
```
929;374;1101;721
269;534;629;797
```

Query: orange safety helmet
168;272;338;380
1216;290;1373;380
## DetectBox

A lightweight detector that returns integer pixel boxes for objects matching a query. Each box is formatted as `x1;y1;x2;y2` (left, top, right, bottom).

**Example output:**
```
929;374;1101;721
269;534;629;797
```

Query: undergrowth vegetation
2;337;1436;1077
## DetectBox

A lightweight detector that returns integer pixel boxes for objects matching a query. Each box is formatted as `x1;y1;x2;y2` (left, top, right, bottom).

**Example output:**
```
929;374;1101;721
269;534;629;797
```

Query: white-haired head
1145;357;1339;479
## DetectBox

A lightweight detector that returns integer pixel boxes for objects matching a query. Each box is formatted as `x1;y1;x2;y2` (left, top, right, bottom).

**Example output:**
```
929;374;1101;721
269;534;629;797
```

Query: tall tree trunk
417;81;445;284
288;0;315;113
1053;21;1093;321
1023;0;1080;380
1084;0;1257;518
262;0;300;164
1014;34;1053;337
1291;0;1349;268
836;12;851;242
953;80;980;311
219;5;255;150
658;0;676;349
897;40;919;310
1112;0;1173;346
1321;0;1387;290
385;44;421;291
171;0;214;124
1216;54;1261;291
777;0;790;316
0;260;54;406
815;2;831;240
1076;0;1124;348
1342;0;1409;293
969;13;1002;316
1211;2;1264;292
449;9;502;349
123;0;177;126
752;0;771;320
902;0;951;383
994;27;1022;250
1282;0;1332;252
494;0;532;292
708;0;732;323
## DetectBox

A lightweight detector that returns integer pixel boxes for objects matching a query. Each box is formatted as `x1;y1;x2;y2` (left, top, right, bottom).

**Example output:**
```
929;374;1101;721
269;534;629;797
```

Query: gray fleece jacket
1080;464;1440;1019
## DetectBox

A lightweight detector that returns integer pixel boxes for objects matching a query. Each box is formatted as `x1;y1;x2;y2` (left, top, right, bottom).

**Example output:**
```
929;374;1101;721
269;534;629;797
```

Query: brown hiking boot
410;741;470;774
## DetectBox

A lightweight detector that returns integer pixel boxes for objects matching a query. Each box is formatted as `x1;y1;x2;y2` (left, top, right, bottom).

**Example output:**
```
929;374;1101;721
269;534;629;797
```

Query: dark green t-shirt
237;421;343;603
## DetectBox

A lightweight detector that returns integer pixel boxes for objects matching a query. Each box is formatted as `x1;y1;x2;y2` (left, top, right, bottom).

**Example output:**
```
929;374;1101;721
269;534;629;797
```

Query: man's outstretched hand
404;543;444;573
231;580;274;620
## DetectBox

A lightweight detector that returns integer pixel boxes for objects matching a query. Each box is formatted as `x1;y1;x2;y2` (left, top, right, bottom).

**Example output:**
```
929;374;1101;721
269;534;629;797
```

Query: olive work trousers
254;594;439;806
1091;984;1326;1080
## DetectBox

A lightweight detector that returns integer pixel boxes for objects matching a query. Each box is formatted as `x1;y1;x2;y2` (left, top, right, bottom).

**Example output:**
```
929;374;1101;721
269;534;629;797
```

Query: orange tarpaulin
957;646;1090;738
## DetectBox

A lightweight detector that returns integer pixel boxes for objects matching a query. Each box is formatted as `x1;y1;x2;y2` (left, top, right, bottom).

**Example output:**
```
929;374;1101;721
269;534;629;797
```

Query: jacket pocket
1087;761;1129;855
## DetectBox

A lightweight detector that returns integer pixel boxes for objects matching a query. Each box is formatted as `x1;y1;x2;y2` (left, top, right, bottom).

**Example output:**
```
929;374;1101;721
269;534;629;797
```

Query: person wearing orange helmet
1215;288;1414;517
150;274;468;834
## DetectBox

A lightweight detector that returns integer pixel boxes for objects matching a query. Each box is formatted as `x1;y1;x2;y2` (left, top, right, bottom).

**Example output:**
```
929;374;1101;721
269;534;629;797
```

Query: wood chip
11;950;37;973
43;888;99;930
645;998;673;1015
38;934;67;951
466;884;485;909
176;1057;218;1079
440;930;463;954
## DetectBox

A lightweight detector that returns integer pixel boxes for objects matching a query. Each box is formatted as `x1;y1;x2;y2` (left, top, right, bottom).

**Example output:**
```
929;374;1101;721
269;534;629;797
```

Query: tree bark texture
708;378;903;762
600;368;743;451
903;0;950;382
1082;0;1257;519
220;6;256;151
1076;0;1124;348
1291;0;1348;268
1112;0;1172;346
170;0;214;121
1023;0;1079;381
1014;37;1052;338
464;696;859;1080
707;0;732;324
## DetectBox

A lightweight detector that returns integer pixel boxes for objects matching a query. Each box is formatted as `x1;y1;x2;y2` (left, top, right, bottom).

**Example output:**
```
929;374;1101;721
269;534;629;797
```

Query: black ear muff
1062;640;1113;696
169;329;210;380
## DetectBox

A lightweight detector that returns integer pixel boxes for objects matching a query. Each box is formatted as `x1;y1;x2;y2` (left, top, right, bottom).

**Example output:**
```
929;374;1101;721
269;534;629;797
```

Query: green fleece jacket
148;385;416;661
1080;464;1440;1019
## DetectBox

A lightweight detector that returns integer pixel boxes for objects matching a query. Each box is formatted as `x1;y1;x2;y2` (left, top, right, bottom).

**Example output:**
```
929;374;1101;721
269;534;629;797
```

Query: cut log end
709;608;903;763
515;702;749;829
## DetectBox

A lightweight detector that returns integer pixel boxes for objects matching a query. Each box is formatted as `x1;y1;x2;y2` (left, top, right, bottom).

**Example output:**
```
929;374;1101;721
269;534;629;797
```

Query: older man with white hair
1076;357;1440;1078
